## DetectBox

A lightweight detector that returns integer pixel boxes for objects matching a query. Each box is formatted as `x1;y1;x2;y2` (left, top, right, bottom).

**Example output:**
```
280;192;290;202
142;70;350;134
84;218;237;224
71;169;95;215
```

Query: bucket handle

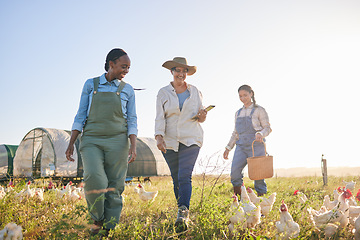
251;140;267;157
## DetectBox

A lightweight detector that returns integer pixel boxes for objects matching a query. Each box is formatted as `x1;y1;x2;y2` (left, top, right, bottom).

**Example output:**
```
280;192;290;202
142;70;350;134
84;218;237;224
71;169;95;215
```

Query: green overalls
80;77;129;229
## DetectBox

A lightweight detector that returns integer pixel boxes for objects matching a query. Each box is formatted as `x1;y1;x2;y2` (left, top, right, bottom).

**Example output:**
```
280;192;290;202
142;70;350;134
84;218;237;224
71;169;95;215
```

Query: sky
1;1;360;173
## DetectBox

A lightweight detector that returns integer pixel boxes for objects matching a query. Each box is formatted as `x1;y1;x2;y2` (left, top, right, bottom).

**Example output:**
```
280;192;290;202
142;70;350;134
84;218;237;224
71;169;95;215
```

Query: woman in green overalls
65;48;137;236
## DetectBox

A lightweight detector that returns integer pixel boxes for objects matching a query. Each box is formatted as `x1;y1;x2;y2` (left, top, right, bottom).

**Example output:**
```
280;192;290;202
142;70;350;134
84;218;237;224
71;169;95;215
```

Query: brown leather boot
90;220;103;235
234;186;241;197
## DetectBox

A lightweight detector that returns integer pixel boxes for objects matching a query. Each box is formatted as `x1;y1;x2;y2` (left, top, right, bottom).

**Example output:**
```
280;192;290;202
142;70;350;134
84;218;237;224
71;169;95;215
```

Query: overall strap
250;107;256;117
93;77;100;94
116;81;126;96
237;108;243;117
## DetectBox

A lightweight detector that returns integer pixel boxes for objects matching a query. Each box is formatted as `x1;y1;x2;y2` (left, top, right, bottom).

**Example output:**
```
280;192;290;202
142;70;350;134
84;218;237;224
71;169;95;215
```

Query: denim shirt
71;73;138;136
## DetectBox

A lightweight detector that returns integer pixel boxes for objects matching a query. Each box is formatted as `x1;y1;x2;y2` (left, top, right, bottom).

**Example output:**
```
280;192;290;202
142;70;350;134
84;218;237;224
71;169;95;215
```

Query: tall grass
0;175;359;239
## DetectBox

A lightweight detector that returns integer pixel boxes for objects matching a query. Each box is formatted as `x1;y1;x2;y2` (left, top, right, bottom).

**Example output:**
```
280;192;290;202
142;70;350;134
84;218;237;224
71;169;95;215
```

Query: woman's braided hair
238;84;256;106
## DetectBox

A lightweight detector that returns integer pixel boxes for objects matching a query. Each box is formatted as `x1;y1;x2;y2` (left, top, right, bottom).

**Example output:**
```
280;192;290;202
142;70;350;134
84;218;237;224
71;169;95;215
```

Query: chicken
34;188;44;202
0;222;23;240
308;206;345;227
47;180;55;190
323;195;338;210
246;187;276;216
324;223;338;239
293;190;308;204
240;184;261;228
69;188;81;202
343;180;356;192
275;200;300;239
0;186;5;199
137;184;158;202
349;206;360;226
228;194;246;232
355;215;360;240
15;181;35;201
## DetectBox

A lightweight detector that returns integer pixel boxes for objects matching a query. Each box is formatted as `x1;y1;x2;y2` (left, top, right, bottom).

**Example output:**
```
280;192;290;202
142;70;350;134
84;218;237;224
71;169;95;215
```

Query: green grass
0;175;358;239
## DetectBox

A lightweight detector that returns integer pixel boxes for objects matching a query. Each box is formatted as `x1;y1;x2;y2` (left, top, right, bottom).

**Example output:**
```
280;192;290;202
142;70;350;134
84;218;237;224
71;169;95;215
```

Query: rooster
343;180;356;192
294;190;308;204
246;187;276;216
275;200;300;239
240;184;261;228
137;184;158;202
0;222;23;240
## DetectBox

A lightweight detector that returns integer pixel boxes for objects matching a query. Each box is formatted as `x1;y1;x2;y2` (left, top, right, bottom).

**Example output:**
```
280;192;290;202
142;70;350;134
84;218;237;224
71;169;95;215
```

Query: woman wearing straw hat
223;85;271;197
65;48;137;237
155;57;207;232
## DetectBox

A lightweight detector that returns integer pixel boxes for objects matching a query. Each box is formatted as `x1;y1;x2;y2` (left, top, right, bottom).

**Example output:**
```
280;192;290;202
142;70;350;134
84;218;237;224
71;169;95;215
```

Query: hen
355;215;360;240
275;200;300;239
0;186;5;200
246;187;276;216
137;184;158;202
343;180;356;192
323;194;338;210
228;194;246;232
293;190;308;204
0;222;23;240
240;184;261;228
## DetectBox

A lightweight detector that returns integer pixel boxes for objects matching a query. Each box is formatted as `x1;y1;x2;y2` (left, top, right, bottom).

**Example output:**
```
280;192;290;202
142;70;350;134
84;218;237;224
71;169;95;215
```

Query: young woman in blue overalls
223;85;271;197
65;48;137;236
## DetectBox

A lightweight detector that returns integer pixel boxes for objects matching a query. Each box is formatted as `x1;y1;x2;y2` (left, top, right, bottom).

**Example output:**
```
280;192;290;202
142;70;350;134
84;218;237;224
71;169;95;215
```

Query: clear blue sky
1;1;359;171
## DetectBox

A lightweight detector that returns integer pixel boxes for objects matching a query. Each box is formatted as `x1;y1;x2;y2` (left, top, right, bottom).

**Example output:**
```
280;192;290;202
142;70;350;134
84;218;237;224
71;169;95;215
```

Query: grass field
0;174;359;239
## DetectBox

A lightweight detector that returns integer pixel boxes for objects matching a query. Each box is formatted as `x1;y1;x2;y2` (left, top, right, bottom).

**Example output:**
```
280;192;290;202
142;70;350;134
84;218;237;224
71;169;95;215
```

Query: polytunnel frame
23;127;57;178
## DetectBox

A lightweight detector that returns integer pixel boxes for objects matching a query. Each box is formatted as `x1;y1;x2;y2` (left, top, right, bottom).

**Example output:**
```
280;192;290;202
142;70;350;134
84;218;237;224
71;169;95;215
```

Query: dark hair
104;48;127;71
238;84;256;106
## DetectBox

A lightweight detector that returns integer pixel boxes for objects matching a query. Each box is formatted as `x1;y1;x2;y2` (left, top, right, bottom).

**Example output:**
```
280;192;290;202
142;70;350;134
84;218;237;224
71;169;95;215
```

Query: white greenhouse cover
13;128;78;177
0;145;8;178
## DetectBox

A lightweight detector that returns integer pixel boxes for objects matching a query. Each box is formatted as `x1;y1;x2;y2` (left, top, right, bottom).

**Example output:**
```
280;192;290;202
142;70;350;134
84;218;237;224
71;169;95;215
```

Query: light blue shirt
71;73;138;136
177;89;190;111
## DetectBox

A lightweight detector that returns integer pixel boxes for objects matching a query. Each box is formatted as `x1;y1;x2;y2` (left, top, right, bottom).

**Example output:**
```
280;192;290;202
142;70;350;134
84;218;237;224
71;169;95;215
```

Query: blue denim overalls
230;107;267;195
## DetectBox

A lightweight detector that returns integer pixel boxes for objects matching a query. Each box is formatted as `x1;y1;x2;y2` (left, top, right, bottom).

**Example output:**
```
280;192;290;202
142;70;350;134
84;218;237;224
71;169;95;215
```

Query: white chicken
355;215;360;240
34;188;44;202
0;186;5;200
137;184;158;202
228;194;246;232
240;184;261;228
293;190;308;204
275;200;300;239
323;195;338;210
308;206;345;228
0;222;23;240
15;181;35;201
349;206;360;226
324;223;338;239
343;180;356;192
246;187;276;216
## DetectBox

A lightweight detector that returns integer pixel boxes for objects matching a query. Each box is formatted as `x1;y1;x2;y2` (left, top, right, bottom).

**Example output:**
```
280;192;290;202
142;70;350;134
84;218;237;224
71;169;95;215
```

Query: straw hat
162;57;197;76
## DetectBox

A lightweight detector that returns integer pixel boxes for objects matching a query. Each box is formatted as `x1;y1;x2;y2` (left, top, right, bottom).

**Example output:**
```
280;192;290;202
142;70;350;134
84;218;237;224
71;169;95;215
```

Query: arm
65;130;81;162
255;107;272;141
223;111;239;159
126;87;138;162
155;91;167;153
128;134;137;163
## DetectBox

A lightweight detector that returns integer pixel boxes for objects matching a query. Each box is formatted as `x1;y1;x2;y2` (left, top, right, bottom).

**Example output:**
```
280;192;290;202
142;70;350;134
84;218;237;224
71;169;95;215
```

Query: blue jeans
162;143;200;209
231;142;267;195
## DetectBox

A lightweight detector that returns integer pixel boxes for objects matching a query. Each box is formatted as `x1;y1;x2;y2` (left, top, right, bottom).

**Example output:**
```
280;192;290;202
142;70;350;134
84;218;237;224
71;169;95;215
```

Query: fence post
321;154;328;186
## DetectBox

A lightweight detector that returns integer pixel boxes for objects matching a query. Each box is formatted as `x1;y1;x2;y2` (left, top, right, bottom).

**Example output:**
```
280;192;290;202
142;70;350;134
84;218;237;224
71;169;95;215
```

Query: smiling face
239;89;253;107
108;54;131;81
171;67;188;83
